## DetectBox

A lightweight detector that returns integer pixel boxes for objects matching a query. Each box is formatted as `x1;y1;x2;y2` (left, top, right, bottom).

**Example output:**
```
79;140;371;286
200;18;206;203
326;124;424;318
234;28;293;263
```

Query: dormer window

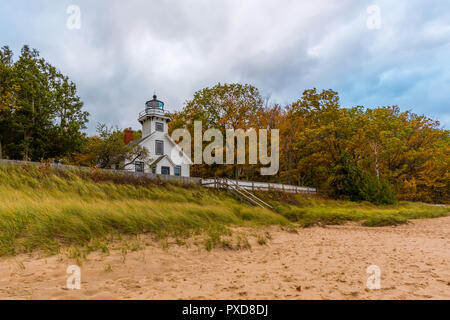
155;122;164;132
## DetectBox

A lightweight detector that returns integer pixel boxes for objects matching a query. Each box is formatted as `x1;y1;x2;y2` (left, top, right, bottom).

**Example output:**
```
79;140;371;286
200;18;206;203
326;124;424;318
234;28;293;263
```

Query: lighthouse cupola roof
145;94;164;111
138;94;170;125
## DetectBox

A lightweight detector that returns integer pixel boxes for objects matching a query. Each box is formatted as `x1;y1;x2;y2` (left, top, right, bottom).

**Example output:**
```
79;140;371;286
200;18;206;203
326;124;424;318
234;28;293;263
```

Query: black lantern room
145;95;164;111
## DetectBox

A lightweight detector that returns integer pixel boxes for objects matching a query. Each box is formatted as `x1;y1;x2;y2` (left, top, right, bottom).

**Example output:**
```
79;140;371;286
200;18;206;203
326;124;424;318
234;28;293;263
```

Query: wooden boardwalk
201;178;316;209
201;178;316;194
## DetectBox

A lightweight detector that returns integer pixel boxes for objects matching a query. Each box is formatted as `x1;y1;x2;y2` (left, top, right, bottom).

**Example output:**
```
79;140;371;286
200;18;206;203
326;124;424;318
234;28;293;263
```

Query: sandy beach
0;216;449;300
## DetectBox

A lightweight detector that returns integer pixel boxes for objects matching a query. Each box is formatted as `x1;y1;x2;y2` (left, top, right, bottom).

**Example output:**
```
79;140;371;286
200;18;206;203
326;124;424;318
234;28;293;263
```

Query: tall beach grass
0;163;448;256
0;163;287;256
261;191;450;227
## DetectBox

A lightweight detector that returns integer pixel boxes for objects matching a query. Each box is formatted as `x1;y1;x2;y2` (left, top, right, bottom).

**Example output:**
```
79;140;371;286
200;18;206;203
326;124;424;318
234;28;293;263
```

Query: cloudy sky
1;0;449;134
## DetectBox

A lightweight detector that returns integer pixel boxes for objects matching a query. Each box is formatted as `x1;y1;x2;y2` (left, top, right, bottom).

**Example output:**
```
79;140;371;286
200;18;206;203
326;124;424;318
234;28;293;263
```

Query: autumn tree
170;83;448;203
0;46;19;159
171;83;265;179
75;123;149;169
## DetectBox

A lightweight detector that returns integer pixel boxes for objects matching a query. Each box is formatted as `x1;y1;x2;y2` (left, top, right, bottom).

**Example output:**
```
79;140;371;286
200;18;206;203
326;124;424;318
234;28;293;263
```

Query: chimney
124;127;134;145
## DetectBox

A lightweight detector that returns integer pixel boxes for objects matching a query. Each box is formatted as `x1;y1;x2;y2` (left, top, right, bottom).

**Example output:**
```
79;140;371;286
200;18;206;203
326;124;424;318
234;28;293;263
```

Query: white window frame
155;122;164;132
161;166;170;175
155;140;164;155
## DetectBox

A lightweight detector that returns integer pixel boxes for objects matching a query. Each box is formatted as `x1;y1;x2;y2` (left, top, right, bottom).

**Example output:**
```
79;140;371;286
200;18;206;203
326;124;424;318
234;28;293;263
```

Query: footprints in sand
0;217;448;299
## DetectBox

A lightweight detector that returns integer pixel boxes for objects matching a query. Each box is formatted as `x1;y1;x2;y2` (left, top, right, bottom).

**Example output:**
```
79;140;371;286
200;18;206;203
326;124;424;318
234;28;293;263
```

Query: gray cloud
1;0;449;133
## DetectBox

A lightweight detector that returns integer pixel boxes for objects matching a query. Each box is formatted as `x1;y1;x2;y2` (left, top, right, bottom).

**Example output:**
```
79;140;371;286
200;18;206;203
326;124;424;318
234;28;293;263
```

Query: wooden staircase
203;178;273;210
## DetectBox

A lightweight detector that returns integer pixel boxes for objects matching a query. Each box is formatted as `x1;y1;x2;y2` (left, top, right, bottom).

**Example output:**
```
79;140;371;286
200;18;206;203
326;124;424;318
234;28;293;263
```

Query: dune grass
0;163;448;257
263;193;450;227
0;163;288;256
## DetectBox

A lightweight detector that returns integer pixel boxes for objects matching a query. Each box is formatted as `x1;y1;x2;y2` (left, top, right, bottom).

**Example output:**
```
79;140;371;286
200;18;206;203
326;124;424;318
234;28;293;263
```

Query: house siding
124;133;191;177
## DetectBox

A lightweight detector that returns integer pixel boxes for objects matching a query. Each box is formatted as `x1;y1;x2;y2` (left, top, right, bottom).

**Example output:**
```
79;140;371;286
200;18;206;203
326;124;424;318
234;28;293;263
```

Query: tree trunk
375;152;379;178
23;130;30;161
287;145;292;185
370;141;380;178
0;140;2;159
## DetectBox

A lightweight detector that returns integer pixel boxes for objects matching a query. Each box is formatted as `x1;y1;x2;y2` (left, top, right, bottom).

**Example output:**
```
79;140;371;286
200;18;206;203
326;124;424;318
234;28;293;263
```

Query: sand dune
0;216;449;300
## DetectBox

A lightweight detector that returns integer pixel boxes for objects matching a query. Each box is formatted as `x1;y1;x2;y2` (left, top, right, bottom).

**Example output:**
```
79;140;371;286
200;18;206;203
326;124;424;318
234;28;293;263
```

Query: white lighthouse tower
138;95;171;137
124;95;191;177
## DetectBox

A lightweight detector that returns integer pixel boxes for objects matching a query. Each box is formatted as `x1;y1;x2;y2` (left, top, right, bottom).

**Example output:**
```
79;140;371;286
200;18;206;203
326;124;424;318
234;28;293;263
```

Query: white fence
201;178;316;194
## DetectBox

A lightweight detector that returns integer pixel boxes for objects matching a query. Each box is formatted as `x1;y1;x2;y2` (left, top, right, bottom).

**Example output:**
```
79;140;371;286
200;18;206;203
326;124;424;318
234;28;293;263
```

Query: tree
170;84;449;203
328;153;396;204
75;124;149;169
181;83;263;129
0;46;20;159
171;83;265;179
0;45;89;161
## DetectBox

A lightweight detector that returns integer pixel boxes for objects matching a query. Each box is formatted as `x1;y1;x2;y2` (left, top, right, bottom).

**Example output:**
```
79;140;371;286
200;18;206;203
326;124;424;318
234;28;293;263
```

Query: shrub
327;154;397;204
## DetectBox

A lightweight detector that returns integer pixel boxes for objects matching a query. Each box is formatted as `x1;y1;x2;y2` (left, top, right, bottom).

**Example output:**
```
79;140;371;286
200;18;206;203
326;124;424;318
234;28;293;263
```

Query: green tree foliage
170;83;265;179
181;82;263;128
0;46;19;159
328;153;396;204
0;45;89;161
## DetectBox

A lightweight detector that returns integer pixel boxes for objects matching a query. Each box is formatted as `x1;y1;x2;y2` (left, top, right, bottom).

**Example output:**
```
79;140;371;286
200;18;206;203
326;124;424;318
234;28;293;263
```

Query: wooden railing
211;178;273;209
202;177;317;210
201;178;316;194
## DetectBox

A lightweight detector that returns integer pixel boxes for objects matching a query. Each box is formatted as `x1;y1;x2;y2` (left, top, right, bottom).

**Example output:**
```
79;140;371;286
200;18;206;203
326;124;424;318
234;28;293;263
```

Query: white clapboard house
123;95;191;177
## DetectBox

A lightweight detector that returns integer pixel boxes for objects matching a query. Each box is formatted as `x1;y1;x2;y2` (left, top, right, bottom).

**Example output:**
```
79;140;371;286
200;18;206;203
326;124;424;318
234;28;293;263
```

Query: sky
1;0;449;134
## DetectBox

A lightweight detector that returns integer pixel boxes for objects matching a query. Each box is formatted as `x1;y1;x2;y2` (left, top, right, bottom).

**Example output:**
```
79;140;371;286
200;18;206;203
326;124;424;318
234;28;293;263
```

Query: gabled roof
164;133;193;165
128;131;192;166
149;155;177;168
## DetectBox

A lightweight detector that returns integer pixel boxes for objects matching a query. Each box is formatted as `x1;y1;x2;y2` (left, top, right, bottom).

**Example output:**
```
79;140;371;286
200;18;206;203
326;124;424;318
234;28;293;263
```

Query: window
135;161;144;173
155;140;164;155
161;166;170;175
174;166;181;177
155;122;164;132
151;167;156;174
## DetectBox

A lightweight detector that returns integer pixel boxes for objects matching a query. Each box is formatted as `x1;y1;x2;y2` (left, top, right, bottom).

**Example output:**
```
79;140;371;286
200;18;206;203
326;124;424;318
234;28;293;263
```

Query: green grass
0;163;448;257
264;193;450;227
0;163;288;256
